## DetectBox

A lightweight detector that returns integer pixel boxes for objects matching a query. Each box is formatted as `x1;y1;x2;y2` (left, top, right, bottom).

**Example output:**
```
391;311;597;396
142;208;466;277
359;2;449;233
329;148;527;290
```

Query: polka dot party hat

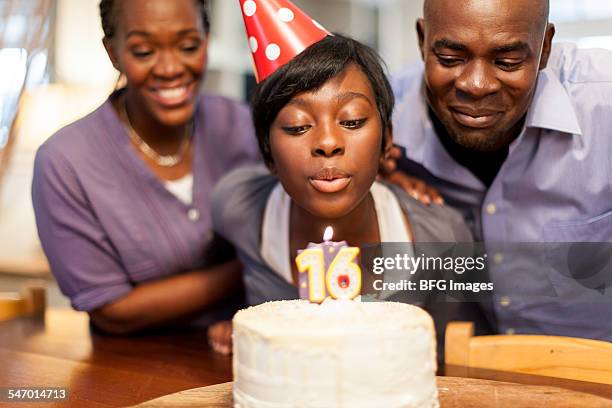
239;0;331;82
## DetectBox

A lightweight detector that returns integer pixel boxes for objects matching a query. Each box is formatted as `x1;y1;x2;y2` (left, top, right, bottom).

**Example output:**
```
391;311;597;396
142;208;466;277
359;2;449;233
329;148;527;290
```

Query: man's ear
103;38;121;71
539;23;555;70
416;19;426;61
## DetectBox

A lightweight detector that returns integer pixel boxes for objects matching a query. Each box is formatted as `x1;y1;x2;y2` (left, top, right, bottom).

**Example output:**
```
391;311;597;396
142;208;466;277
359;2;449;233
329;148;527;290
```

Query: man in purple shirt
392;0;612;339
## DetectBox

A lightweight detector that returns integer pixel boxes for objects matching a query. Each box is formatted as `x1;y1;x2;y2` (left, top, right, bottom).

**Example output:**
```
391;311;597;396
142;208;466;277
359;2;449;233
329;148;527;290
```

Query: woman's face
105;0;207;127
270;65;390;220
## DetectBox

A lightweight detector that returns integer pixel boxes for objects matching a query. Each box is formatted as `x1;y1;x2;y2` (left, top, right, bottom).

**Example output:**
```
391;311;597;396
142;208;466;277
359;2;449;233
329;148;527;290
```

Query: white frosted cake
232;299;439;408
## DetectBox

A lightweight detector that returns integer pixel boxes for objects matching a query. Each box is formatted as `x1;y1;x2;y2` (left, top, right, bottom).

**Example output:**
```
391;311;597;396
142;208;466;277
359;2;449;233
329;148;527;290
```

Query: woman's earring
115;73;127;91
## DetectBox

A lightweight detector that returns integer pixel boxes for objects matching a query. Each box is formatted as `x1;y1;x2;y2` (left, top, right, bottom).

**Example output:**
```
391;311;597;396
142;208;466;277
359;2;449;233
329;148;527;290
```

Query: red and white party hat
239;0;331;82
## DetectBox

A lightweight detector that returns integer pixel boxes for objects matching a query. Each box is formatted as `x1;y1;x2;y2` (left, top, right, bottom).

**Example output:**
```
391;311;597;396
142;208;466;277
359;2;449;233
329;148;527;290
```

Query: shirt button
187;208;200;222
486;203;497;215
506;328;516;335
500;296;511;307
493;253;504;265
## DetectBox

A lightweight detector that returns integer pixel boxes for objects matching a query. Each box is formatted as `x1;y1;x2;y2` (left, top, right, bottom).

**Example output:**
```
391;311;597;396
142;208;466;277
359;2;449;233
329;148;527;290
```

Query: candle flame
323;226;333;242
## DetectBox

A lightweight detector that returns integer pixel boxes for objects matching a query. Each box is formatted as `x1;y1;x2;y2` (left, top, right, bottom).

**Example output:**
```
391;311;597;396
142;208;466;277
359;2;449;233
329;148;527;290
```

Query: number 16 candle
296;226;362;303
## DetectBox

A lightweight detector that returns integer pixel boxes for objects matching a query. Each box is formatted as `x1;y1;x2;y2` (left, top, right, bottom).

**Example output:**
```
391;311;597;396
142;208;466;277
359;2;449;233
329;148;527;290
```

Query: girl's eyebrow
336;91;373;106
285;91;372;108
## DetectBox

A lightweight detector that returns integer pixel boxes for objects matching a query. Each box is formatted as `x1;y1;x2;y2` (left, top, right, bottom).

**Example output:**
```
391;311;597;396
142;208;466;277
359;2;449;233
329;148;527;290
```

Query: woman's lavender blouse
32;93;259;313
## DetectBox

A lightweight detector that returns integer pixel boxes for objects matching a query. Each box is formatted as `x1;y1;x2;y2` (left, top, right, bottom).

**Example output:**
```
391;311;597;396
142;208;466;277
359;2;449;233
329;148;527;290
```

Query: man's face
418;0;554;151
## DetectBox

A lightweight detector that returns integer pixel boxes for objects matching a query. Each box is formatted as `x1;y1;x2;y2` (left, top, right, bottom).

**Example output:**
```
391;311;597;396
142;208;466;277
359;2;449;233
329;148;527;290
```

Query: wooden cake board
133;377;612;407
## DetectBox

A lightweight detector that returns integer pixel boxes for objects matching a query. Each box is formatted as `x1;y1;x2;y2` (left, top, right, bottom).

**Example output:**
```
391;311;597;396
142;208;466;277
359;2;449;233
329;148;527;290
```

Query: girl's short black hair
252;34;394;168
99;0;210;40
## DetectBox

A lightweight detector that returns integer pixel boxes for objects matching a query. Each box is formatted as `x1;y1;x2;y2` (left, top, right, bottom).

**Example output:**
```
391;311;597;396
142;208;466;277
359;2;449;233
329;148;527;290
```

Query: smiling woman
101;0;209;172
31;0;259;335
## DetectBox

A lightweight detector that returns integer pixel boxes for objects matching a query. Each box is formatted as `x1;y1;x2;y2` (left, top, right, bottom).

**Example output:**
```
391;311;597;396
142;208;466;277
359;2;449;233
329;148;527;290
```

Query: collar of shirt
525;68;582;136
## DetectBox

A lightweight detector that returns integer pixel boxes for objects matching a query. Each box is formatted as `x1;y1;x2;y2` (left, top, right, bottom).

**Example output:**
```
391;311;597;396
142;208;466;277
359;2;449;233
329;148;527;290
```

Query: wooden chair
0;282;46;321
445;321;612;385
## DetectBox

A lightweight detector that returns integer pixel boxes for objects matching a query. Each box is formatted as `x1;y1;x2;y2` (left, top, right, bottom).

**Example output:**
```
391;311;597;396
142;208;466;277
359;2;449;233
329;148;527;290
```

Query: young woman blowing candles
210;24;474;353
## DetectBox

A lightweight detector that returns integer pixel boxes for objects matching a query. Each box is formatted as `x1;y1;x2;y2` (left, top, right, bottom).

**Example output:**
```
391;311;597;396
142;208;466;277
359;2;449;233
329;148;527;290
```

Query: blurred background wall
1;0;611;301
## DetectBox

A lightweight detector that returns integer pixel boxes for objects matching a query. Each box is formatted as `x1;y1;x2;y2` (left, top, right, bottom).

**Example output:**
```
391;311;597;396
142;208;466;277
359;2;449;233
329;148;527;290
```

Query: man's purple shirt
392;43;612;340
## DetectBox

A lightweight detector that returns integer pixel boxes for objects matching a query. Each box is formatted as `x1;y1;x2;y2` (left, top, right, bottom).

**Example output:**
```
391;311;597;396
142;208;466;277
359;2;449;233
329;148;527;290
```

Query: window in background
551;0;612;50
0;0;55;177
0;0;56;277
0;48;28;149
551;0;612;22
0;49;49;149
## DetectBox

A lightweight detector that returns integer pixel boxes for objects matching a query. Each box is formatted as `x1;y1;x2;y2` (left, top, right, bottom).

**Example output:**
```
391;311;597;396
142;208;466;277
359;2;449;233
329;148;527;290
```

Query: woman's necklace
122;101;193;167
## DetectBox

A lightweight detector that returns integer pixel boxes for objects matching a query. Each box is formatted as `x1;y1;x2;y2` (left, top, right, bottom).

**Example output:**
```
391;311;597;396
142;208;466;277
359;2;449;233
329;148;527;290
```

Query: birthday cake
232;299;439;408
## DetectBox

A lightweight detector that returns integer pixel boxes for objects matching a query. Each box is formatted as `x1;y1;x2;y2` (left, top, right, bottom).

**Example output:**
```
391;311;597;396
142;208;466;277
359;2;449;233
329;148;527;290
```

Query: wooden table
0;309;610;407
0;309;232;407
